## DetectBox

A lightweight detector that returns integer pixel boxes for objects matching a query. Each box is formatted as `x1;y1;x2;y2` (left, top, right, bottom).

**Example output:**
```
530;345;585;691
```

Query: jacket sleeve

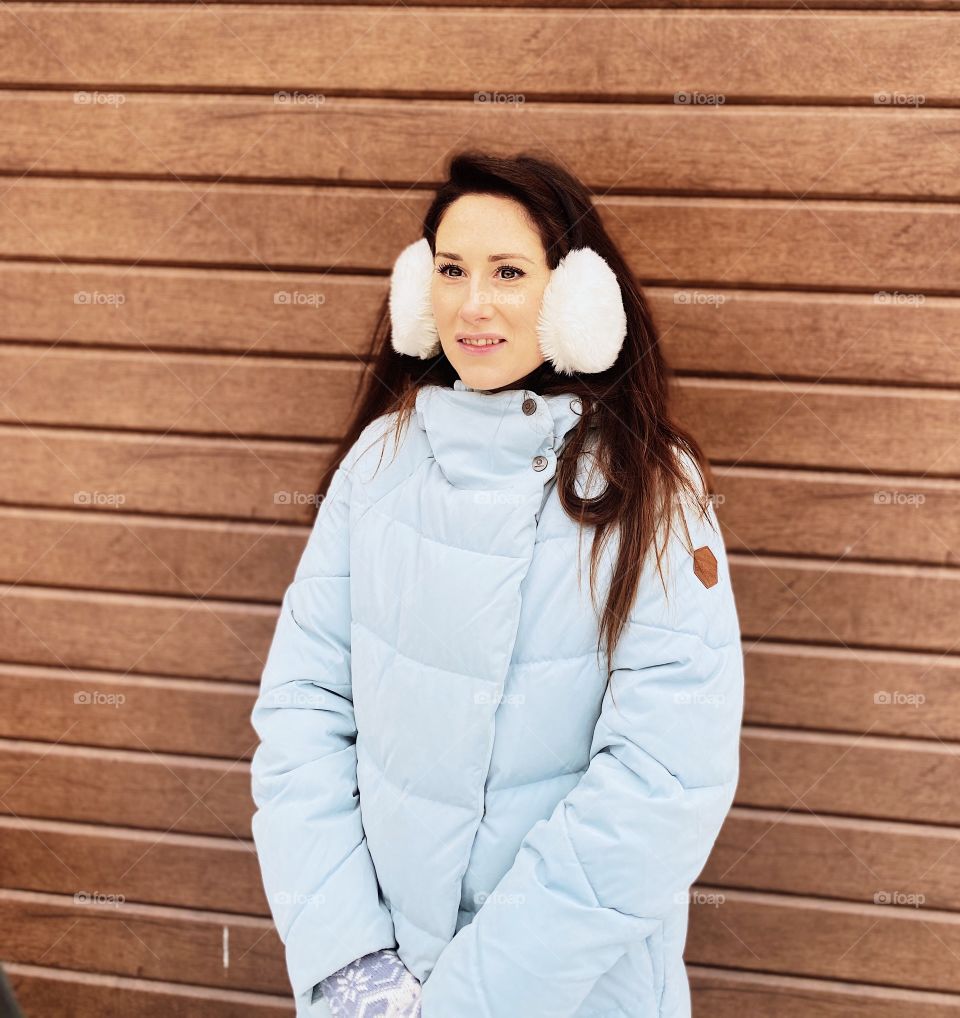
420;453;745;1018
250;446;396;1007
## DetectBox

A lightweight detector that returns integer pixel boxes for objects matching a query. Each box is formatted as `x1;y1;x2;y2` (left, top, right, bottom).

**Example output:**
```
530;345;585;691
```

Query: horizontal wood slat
0;508;306;600
687;887;960;994
743;643;960;739
2;182;958;292
4;93;960;201
707;808;960;910
6;964;291;1018
689;966;960;1017
0;741;251;836
0;426;330;523
0;889;286;994
740;727;960;825
0;9;957;103
3;263;958;389
733;556;960;654
0;666;257;758
0;817;267;915
0;586;274;682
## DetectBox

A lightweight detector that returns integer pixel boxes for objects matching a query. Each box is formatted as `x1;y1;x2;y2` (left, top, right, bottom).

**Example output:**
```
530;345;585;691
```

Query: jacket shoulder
339;408;431;509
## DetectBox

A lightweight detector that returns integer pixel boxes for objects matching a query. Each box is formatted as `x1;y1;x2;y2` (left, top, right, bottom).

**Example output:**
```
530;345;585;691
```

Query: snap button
569;396;583;415
521;397;537;416
532;455;548;472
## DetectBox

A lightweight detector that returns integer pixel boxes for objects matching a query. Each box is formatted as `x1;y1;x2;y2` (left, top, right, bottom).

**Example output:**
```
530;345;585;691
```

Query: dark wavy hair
318;150;715;665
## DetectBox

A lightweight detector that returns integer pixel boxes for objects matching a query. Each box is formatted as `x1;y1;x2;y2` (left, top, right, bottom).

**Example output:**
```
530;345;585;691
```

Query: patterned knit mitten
318;948;421;1017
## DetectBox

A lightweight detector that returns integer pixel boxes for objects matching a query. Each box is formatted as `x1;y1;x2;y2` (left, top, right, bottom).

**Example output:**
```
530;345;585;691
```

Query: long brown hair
319;150;716;665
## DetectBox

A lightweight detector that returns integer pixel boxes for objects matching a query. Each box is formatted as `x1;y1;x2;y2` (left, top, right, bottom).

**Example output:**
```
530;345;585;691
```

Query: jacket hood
413;377;585;490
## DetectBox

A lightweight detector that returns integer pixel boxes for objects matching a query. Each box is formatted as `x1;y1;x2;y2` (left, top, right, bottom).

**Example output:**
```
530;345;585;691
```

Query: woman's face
432;194;551;391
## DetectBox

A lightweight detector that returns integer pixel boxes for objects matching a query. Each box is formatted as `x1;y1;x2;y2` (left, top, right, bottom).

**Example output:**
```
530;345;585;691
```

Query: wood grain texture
3;93;959;201
0;9;957;101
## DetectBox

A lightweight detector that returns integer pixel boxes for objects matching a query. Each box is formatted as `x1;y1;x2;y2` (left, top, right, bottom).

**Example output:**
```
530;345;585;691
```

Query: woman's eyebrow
435;251;534;263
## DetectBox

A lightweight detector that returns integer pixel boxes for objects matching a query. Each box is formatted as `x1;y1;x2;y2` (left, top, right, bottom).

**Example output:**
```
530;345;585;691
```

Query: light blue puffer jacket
250;378;745;1018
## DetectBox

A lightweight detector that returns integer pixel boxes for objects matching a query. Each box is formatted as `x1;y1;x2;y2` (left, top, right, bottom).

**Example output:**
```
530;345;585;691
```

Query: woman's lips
457;336;507;356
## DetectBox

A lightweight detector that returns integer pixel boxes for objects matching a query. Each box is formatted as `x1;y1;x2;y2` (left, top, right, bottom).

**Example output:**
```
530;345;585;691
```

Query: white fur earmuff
388;237;627;374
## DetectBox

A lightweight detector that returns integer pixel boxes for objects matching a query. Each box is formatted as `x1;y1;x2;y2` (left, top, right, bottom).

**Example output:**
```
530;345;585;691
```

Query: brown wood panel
0;426;329;522
716;468;960;565
739;727;960;825
3;264;958;390
7;963;291;1018
0;507;304;600
0;586;274;681
0;346;363;438
4;93;960;201
0;666;257;758
2;182;959;292
743;643;960;739
707;808;960;911
0;817;266;915
683;380;960;475
0;889;286;993
0;9;957;102
0;741;251;836
732;556;960;653
687;887;960;994
689;967;960;1018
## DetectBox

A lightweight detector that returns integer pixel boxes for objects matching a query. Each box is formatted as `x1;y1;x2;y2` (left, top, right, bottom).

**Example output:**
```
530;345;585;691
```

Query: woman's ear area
536;247;628;376
389;237;441;359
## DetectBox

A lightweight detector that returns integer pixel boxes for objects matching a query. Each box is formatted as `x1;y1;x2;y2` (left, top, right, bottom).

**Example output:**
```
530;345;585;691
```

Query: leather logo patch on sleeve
693;545;719;588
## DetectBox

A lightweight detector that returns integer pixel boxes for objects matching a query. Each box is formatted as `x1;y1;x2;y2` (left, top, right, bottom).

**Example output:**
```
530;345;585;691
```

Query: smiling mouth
458;337;506;347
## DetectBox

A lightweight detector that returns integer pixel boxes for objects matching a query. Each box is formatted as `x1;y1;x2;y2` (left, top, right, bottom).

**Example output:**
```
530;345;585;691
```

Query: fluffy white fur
536;248;627;375
389;237;441;359
388;240;627;373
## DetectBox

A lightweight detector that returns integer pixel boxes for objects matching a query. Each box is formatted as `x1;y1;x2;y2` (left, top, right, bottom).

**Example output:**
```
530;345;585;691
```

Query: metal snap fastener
569;396;583;415
532;455;548;471
521;397;537;416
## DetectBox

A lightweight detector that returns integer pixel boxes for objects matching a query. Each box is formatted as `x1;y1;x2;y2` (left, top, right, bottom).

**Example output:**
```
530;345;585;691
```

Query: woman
250;151;744;1018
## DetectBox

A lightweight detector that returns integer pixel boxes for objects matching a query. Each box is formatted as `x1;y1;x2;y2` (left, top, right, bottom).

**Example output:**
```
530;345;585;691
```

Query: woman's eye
437;262;463;278
497;265;525;281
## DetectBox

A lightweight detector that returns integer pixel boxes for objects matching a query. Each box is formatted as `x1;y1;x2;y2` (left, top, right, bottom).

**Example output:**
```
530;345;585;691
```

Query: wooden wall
1;1;959;1014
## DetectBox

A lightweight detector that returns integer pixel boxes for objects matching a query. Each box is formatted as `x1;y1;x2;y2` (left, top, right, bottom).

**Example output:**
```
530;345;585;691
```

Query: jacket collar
414;377;585;490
